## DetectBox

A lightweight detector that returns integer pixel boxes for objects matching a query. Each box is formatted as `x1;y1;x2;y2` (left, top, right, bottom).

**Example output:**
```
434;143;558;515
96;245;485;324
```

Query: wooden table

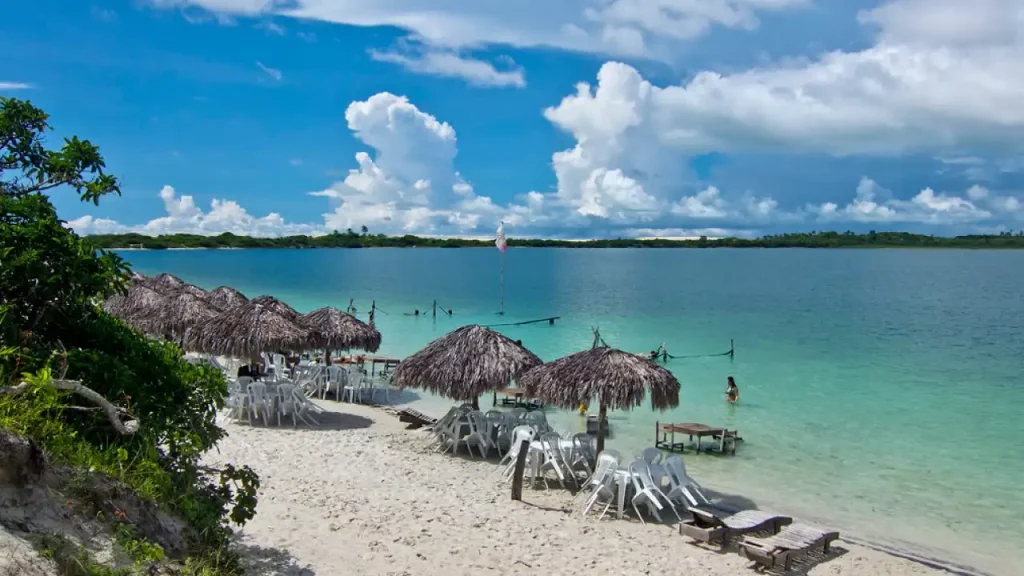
334;355;401;376
656;421;738;455
493;388;543;409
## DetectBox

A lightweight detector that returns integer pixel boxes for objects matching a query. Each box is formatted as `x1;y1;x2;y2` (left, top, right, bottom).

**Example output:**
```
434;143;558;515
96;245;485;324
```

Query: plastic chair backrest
277;383;295;402
628;459;651;491
539;431;562;458
641;447;662;465
247;382;266;403
572;432;595;461
238;376;253;387
592;451;619;486
510;425;535;445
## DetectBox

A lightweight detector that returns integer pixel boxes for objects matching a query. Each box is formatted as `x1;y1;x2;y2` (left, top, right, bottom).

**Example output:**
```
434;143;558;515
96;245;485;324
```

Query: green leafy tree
0;97;258;570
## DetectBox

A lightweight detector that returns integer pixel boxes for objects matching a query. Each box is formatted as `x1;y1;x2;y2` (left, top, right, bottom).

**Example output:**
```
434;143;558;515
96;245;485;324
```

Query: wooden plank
510;439;530;501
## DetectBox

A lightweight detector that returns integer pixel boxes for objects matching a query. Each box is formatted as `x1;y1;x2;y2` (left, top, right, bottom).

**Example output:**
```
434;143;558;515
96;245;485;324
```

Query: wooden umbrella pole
596;398;607;453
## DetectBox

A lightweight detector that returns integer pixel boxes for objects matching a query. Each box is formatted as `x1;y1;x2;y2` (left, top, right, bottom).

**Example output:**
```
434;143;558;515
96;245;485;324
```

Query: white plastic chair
629;459;681;524
247;382;272;425
498;425;536;479
568;433;596;480
640;447;663;465
427;407;461;452
525;411;548;434
663;454;710;507
537;432;572;489
581;450;621;519
225;381;247;420
343;367;364;403
276;383;298;426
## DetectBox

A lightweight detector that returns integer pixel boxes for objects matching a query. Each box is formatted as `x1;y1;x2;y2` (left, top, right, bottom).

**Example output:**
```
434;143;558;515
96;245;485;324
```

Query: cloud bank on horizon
32;0;1024;238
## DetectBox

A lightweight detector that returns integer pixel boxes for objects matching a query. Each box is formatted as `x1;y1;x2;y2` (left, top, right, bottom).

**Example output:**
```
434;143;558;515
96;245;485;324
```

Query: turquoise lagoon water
122;248;1024;575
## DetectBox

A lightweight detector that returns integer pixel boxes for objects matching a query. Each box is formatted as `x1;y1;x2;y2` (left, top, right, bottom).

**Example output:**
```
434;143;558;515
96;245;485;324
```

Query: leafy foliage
0;97;258;574
83;228;1024;250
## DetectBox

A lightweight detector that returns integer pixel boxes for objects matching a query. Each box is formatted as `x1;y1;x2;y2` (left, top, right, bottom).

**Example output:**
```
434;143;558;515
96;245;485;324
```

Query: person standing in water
725;376;739;403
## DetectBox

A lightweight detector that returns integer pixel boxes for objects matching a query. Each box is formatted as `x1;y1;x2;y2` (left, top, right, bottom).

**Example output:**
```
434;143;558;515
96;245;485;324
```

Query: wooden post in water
510;438;530;501
433;299;437;319
729;339;735;359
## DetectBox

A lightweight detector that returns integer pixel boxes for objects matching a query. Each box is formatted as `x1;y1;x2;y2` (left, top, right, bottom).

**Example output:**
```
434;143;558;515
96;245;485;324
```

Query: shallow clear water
122;247;1024;575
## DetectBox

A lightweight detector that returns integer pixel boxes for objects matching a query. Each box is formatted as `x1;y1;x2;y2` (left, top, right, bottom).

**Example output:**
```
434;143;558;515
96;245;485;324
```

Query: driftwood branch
0;380;139;435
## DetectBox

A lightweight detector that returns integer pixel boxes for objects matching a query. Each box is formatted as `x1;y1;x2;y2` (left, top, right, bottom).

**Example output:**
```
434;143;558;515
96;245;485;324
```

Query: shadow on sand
237;410;374;431
235;541;315;576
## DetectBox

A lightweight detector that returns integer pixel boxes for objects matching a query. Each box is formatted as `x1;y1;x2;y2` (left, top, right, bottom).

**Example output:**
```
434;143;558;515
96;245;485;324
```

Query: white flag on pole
495;221;507;253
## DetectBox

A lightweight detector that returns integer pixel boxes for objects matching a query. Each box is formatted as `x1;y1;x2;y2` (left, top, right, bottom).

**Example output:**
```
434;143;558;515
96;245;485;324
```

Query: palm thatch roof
204;286;248;311
158;291;222;335
102;286;168;334
129;271;146;285
300;307;382;353
184;302;311;358
519;346;680;412
392;325;542;401
141;273;187;294
250;295;300;321
177;284;207;298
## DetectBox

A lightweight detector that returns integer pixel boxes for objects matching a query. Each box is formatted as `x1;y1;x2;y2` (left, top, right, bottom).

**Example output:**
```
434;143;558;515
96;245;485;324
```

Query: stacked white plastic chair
497;425;537;480
567;433;597;481
537;431;573;489
663;454;709;507
247;381;272;424
628;459;681;524
464;411;493;457
581;450;621;519
428;407;462;453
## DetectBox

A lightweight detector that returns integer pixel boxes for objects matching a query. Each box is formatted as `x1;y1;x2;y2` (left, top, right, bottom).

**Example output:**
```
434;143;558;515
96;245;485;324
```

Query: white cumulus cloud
309;93;507;234
813;177;1003;224
145;0;808;58
68;185;319;237
369;50;526;88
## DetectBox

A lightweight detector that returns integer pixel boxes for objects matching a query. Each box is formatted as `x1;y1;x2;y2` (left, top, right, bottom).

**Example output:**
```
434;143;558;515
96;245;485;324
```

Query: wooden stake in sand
510;439;530;501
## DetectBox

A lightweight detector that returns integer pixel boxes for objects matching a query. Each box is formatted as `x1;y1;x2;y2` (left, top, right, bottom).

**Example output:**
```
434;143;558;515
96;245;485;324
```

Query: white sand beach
205;401;949;576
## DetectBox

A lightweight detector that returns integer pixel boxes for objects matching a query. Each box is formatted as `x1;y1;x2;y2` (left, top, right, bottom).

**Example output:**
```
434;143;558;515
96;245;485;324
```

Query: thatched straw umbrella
250;295;300;321
142;273;187;293
129;271;146;285
142;272;207;298
392;325;542;408
204;286;248;311
159;291;222;337
184;302;311;359
519;344;681;452
102;285;168;334
301;307;382;354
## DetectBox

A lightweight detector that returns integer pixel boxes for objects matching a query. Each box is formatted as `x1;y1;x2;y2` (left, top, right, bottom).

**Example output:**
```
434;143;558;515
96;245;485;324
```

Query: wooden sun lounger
396;408;437;429
679;506;793;545
739;522;840;571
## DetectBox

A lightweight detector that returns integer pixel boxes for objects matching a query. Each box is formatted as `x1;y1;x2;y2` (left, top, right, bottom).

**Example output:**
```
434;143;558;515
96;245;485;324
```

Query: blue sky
2;0;1023;238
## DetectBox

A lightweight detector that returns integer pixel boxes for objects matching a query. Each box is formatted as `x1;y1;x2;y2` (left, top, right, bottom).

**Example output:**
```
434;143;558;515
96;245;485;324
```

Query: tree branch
0;379;139;434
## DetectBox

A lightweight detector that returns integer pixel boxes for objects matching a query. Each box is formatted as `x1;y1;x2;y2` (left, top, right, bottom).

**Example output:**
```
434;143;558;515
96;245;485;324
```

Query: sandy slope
205;402;947;576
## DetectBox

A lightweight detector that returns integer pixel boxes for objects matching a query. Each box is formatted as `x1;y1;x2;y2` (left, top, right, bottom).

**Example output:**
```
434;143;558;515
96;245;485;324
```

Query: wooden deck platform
656;421;740;455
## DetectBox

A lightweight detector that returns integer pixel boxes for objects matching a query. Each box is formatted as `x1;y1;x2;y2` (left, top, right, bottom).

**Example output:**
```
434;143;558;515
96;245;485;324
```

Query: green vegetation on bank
85;229;1024;250
1;97;258;574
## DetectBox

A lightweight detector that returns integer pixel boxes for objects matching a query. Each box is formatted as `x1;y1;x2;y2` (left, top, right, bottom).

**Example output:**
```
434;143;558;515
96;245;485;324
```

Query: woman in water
725;376;739;403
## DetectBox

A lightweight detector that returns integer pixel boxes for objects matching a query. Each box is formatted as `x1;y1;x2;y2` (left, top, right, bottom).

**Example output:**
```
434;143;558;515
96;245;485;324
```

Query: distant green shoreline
85;230;1024;250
